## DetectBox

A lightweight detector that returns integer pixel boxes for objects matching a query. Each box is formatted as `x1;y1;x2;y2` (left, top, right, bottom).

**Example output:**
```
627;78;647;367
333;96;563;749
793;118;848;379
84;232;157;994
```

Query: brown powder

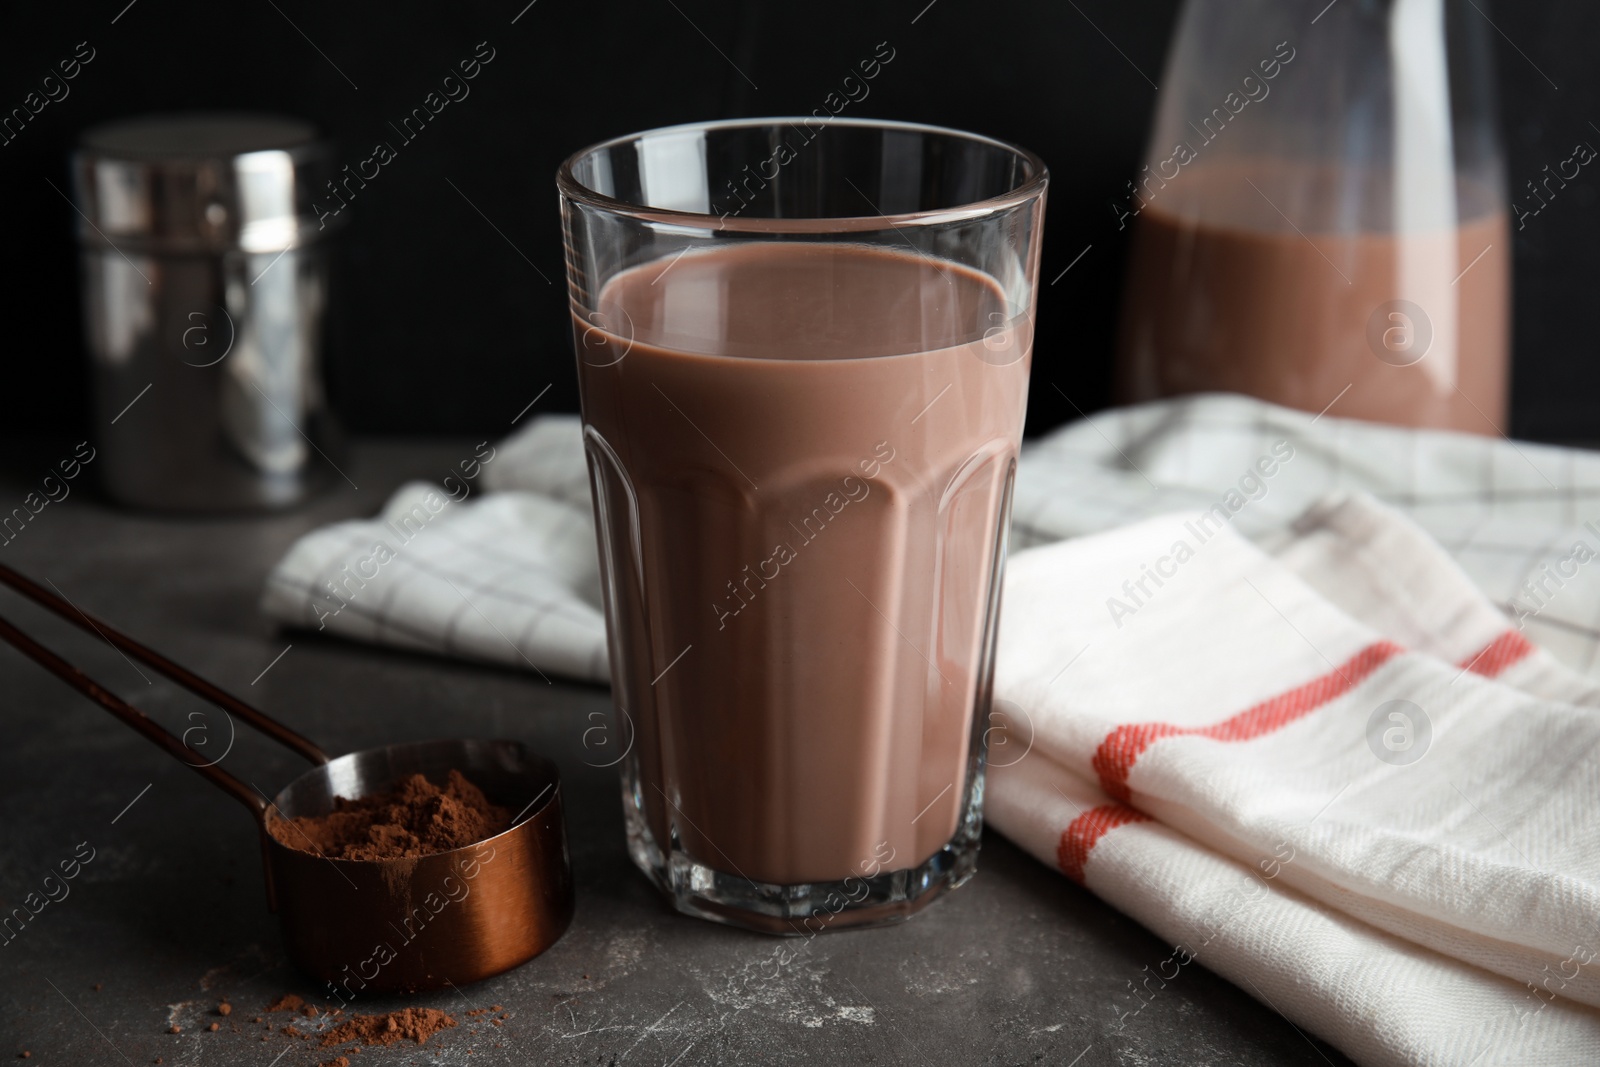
319;1007;457;1048
318;1059;350;1067
266;994;305;1013
268;770;511;861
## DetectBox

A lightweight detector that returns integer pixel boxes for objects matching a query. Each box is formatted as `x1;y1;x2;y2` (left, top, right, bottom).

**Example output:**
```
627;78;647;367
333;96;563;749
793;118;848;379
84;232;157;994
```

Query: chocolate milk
1117;165;1510;432
576;242;1031;885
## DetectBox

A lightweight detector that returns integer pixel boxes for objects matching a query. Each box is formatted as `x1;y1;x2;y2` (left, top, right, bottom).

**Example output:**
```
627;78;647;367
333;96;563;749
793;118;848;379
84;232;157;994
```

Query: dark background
2;0;1595;442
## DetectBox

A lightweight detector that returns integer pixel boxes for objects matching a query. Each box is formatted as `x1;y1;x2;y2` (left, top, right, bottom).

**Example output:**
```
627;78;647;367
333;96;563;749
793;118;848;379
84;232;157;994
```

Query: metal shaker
72;113;344;512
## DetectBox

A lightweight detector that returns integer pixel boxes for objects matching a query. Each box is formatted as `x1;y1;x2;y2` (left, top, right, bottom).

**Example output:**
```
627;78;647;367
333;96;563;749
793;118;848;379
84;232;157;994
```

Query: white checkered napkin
264;394;1600;690
481;413;592;506
260;480;610;683
1013;393;1600;680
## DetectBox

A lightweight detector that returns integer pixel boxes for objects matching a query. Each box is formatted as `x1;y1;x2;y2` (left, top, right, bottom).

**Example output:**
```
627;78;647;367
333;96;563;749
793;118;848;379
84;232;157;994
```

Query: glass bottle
1115;0;1510;433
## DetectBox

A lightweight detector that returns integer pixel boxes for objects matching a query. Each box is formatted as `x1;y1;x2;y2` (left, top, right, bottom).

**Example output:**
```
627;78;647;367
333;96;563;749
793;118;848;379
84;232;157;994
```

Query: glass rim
556;116;1049;233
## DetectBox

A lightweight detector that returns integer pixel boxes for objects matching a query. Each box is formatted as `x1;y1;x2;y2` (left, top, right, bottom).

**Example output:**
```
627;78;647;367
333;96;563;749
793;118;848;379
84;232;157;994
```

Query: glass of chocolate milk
557;119;1047;932
1116;0;1510;433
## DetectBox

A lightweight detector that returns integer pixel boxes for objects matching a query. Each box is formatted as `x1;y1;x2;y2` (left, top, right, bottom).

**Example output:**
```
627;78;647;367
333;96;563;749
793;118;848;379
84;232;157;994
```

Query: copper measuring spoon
0;562;572;995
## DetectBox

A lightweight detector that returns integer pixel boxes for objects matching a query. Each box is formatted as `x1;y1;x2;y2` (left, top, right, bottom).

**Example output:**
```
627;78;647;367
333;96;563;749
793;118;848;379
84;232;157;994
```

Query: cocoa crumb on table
318;1007;458;1048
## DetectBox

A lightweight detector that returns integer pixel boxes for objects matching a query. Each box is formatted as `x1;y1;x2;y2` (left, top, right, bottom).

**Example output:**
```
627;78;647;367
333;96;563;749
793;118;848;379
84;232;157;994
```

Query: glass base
620;765;986;936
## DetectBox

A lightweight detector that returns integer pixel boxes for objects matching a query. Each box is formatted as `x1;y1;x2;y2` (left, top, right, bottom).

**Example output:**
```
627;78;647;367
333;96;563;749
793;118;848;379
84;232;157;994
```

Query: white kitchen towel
990;753;1600;1066
988;508;1600;1050
262;395;1600;686
262;418;614;684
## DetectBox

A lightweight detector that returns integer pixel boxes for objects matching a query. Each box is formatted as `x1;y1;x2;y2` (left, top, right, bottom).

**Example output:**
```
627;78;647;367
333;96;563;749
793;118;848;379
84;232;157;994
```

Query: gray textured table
0;440;1353;1066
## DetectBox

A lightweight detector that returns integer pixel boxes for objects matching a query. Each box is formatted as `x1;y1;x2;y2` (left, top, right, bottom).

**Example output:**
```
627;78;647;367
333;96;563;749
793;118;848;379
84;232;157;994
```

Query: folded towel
261;393;1600;1065
992;756;1600;1065
263;419;611;683
989;499;1600;1064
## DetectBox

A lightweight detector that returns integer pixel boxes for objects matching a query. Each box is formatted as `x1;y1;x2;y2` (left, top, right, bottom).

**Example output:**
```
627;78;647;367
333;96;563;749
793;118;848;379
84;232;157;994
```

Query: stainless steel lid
73;112;340;254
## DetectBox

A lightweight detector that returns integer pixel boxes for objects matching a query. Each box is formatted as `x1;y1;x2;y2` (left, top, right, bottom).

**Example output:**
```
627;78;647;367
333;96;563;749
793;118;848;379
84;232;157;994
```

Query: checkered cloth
1010;393;1600;677
260;422;609;683
263;392;1600;685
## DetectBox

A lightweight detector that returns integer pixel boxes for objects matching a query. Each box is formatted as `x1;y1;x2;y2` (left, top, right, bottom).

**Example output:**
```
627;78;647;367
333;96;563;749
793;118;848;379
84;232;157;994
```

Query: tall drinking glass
557;118;1047;933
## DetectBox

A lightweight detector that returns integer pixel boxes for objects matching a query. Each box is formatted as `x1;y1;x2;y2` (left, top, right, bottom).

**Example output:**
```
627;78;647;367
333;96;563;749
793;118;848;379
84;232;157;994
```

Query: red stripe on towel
1057;803;1152;884
1460;630;1536;678
1090;640;1404;803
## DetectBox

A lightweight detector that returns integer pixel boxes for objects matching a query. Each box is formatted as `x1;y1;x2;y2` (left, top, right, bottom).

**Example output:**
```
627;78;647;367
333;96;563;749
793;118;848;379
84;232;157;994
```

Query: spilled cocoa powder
268;770;511;861
261;994;461;1052
318;1006;457;1047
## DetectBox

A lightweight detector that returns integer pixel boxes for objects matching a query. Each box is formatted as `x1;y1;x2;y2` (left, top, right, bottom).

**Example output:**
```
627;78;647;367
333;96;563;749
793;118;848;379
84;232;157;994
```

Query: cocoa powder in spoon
269;769;510;861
